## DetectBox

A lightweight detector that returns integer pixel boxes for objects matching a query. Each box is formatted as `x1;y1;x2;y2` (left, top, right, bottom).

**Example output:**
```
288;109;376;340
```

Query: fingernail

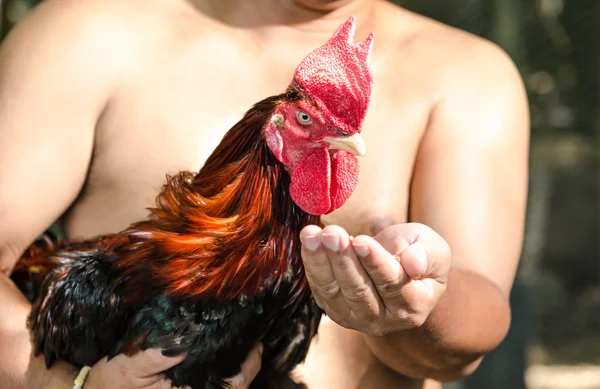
321;233;340;252
352;242;370;257
302;235;319;251
259;343;264;355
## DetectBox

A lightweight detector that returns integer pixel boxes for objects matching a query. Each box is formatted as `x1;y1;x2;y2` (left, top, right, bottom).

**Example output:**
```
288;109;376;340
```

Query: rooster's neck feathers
107;88;319;301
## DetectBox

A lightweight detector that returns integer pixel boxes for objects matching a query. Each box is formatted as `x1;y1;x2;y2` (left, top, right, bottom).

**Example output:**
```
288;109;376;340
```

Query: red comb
291;16;375;135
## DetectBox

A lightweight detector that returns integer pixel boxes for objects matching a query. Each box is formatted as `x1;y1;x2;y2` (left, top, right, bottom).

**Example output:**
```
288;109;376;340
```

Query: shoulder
12;0;200;32
380;2;524;95
421;22;526;108
378;2;528;142
2;0;208;74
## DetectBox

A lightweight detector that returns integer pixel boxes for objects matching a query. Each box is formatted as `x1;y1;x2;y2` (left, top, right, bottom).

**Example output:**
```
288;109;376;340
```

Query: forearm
364;265;511;381
0;274;78;389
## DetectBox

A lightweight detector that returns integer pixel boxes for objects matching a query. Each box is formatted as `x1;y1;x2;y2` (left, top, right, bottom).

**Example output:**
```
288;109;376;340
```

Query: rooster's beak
324;133;366;157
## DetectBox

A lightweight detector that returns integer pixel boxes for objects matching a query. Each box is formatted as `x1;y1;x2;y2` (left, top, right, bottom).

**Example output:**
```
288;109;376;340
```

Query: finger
362;231;444;316
128;348;188;377
94;355;166;387
145;378;173;389
224;343;263;389
300;225;352;319
374;223;450;281
397;241;428;279
300;226;339;299
352;235;436;326
320;225;383;318
351;235;407;302
411;225;452;282
396;238;447;303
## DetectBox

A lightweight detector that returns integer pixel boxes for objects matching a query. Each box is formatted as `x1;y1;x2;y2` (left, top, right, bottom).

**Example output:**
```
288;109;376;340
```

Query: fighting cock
11;17;374;389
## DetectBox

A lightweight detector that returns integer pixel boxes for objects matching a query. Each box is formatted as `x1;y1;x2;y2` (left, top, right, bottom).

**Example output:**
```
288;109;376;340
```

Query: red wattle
290;148;358;215
290;148;331;215
329;152;359;212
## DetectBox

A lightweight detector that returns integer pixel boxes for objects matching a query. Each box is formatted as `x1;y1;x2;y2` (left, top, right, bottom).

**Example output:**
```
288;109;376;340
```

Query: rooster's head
265;16;374;215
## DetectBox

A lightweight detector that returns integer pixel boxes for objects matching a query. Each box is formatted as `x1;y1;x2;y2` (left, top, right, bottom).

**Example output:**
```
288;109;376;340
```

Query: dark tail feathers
11;231;66;302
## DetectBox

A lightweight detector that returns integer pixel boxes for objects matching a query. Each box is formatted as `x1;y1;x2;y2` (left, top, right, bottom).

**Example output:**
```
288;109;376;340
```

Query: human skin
0;0;529;388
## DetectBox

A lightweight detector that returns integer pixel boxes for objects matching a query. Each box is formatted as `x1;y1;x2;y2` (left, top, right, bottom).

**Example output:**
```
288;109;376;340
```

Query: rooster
11;17;374;389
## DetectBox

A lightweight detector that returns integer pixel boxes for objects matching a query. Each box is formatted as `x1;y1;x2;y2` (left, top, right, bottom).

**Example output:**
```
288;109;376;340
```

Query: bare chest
63;35;431;240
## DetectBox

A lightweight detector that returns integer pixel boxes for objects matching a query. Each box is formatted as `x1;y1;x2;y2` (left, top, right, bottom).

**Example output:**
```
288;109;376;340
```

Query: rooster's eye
296;111;313;125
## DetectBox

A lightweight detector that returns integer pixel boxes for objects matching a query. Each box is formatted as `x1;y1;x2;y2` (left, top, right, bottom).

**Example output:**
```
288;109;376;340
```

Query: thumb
375;223;450;281
128;348;188;377
224;343;263;389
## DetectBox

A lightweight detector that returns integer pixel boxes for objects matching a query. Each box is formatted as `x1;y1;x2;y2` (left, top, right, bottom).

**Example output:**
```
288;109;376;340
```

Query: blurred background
2;0;598;388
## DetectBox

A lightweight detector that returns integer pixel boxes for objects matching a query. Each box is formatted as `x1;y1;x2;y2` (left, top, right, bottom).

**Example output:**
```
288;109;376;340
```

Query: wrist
79;366;101;389
20;354;74;389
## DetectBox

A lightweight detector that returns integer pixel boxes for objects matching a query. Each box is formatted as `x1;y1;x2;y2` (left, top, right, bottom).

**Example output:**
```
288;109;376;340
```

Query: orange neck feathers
107;89;320;301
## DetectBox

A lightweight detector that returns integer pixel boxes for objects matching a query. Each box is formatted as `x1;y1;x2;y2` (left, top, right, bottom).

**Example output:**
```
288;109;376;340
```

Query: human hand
84;348;189;389
85;343;263;389
223;343;263;389
300;223;451;337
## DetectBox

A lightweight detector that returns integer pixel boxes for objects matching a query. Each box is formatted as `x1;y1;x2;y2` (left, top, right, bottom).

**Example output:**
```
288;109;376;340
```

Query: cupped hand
86;343;263;389
300;223;451;337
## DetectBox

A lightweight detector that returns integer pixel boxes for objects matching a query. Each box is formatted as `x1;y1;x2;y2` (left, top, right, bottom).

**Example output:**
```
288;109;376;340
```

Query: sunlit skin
0;0;529;388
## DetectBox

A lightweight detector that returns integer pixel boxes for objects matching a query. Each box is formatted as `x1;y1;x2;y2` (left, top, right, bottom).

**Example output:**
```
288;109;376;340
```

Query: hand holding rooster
82;344;263;389
300;223;450;337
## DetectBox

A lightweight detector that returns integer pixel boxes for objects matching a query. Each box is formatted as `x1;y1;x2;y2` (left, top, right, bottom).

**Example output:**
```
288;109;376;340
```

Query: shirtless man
0;0;529;388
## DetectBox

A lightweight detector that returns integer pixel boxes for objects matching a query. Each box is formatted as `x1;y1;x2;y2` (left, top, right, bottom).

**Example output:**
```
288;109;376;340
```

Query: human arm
364;40;530;380
0;0;137;386
300;40;529;381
